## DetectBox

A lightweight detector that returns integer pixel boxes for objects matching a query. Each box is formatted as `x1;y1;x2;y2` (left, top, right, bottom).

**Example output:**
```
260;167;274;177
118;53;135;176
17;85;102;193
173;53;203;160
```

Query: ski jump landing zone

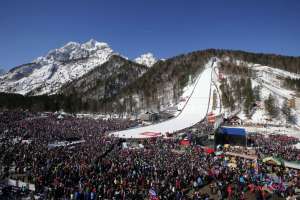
110;60;216;138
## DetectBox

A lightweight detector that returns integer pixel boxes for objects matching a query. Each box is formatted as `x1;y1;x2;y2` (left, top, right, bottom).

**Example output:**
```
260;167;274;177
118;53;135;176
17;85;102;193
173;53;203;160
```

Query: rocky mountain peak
134;52;157;67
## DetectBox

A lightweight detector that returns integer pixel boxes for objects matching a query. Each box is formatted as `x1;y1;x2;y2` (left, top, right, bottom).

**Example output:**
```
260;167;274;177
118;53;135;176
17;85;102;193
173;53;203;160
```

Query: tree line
0;93;91;113
2;48;300;115
283;77;300;92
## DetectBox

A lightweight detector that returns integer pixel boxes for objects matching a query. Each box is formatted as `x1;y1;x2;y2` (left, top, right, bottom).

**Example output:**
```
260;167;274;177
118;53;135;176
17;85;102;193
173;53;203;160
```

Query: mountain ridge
1;43;300;100
0;39;116;95
1;48;300;120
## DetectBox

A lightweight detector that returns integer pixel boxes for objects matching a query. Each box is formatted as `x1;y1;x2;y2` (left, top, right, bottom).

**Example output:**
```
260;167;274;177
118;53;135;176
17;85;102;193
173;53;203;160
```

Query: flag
149;189;157;196
149;188;159;200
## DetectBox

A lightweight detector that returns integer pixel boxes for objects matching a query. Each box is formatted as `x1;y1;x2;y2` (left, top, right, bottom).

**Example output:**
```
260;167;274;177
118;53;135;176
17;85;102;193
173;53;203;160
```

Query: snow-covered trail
110;60;215;138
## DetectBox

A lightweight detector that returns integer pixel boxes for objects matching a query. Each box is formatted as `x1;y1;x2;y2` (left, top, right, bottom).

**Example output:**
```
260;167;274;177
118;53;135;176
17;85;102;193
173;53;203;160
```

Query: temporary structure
179;139;190;146
204;147;215;154
262;157;283;166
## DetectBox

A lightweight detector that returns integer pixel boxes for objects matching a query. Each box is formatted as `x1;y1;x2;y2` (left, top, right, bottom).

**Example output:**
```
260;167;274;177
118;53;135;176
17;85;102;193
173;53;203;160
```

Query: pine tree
282;99;296;124
264;94;279;118
229;93;236;110
253;85;261;101
220;79;231;108
243;78;255;115
282;99;290;116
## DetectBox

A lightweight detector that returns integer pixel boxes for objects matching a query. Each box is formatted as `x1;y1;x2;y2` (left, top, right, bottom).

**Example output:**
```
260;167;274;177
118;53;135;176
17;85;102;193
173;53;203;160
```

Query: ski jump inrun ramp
110;60;216;138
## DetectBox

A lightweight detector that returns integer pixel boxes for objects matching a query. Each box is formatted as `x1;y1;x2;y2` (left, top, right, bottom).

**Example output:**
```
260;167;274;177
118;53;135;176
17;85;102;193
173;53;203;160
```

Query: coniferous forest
1;49;300;114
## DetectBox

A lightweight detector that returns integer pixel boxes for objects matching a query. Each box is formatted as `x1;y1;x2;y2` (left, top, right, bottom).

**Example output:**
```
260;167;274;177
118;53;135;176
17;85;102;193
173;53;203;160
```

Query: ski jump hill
110;59;217;138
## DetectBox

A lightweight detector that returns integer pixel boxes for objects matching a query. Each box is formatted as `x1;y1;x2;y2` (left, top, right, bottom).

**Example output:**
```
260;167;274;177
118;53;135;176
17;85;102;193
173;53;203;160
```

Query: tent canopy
219;127;246;136
204;147;215;154
179;139;190;146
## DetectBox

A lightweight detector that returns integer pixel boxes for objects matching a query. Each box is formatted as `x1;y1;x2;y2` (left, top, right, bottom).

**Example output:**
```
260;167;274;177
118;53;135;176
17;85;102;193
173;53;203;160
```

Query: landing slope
110;60;215;138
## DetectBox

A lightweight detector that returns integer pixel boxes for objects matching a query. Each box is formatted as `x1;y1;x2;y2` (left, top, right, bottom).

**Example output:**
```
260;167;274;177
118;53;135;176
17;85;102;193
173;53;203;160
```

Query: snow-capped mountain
134;53;157;67
60;55;148;101
0;39;116;95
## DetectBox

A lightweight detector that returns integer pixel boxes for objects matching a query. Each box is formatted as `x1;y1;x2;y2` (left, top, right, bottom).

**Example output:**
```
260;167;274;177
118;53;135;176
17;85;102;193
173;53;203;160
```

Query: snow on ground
211;58;300;138
245;74;295;126
252;64;300;79
162;73;205;117
228;59;300;80
226;58;297;99
110;60;215;138
250;109;269;124
173;80;198;116
294;143;300;149
256;77;295;99
245;126;300;139
76;113;107;120
248;78;287;125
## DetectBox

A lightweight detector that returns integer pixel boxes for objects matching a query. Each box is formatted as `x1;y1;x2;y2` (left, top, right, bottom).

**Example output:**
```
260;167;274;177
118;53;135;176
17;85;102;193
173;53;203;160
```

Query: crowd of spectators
248;133;300;162
0;111;300;199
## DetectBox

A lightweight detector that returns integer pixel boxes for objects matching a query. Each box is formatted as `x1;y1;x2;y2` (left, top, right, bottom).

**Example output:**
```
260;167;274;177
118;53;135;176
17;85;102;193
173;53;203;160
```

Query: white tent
293;143;300;149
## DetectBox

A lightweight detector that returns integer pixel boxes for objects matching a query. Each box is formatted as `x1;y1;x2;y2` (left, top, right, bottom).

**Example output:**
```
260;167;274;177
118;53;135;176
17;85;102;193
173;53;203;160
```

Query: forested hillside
60;55;148;101
1;49;300;115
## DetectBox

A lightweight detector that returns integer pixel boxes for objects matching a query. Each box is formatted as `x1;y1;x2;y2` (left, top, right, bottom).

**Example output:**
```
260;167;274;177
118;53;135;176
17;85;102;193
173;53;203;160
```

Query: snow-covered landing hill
110;60;215;138
0;39;116;95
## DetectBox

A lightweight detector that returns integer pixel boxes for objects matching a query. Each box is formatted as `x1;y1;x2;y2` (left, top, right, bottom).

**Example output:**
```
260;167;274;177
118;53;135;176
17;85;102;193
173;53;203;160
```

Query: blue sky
0;0;299;70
